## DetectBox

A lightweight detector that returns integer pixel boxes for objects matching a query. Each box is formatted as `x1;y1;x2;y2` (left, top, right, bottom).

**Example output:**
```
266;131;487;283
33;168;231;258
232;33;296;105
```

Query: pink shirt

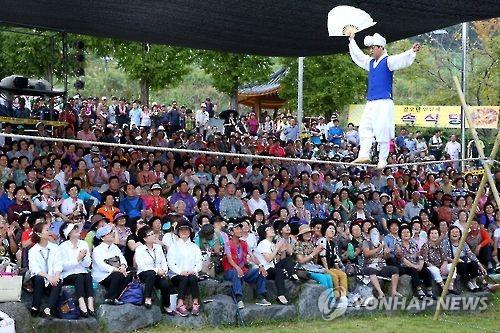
76;130;97;148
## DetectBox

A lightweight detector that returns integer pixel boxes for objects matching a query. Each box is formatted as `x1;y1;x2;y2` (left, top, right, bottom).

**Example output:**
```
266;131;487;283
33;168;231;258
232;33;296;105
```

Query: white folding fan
327;5;377;37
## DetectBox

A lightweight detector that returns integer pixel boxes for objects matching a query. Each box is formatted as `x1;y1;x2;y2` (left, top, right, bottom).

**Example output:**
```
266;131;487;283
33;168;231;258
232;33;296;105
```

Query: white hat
364;33;386;47
63;223;79;240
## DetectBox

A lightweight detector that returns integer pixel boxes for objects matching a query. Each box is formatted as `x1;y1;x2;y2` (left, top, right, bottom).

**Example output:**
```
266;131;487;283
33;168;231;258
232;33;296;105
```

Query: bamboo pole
452;76;500;208
433;79;500;321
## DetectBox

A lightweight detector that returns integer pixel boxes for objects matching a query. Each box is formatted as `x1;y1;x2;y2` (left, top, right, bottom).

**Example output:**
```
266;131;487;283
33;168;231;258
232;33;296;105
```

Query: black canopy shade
2;1;499;56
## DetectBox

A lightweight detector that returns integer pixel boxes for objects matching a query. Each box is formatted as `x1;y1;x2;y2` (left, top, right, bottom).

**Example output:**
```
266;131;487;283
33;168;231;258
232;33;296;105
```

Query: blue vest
367;57;393;101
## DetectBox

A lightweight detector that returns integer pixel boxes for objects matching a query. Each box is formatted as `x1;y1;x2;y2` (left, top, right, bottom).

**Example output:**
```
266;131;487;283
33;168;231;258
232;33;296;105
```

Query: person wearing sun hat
59;222;95;317
348;30;421;169
92;224;132;306
166;220;203;316
293;224;333;289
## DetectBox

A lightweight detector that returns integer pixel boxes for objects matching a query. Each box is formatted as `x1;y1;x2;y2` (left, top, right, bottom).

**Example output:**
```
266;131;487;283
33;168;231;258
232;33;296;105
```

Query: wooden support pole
452;76;500;208
433;131;499;321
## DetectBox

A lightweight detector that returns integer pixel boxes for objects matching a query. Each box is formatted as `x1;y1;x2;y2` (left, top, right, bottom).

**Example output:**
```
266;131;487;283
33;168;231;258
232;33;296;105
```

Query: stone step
98;303;162;333
35;317;99;333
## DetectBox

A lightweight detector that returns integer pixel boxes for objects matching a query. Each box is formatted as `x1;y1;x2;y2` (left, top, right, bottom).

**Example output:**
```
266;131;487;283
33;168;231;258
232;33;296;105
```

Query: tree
0;28;63;85
85;37;191;105
279;54;367;117
195;52;272;110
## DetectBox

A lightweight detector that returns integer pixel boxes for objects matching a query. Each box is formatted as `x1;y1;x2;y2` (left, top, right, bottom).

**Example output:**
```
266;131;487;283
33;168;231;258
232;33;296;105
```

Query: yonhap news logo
318;289;489;320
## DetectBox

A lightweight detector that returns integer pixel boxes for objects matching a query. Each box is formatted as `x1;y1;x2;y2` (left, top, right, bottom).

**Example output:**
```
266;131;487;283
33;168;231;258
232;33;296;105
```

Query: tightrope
0;133;493;169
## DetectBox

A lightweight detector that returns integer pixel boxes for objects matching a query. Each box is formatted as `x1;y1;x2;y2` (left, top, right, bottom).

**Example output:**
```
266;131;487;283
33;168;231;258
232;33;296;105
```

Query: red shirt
222;239;249;273
143;195;169;219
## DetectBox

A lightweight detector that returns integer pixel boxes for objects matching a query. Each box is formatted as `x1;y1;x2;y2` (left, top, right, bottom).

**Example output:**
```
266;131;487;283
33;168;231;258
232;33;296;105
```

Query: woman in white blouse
28;222;63;319
135;226;171;312
60;183;87;218
166;222;203;317
92;225;132;305
59;223;95;317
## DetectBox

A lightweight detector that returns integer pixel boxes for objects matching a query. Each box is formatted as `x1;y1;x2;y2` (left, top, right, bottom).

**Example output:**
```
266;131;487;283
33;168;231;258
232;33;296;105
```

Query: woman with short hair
135;226;171;312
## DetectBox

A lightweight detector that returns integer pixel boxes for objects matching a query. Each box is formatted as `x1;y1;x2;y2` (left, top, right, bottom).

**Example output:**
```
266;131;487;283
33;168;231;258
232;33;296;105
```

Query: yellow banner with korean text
348;105;499;129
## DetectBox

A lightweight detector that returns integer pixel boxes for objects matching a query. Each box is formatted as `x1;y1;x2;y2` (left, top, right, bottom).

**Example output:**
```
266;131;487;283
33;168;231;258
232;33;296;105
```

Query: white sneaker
338;296;348;306
237;300;244;309
467;281;476;291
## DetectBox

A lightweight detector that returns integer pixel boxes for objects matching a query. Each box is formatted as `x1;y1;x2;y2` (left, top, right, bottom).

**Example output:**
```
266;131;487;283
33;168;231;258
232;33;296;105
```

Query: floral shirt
399;239;422;266
420;241;445;267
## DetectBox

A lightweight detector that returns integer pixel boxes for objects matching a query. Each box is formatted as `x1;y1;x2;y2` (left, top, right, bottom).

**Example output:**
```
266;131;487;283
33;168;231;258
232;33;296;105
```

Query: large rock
203;294;237;326
35;317;99;333
239;304;297;324
98;303;162;332
297;282;327;319
0;302;33;333
198;279;232;298
266;280;302;302
162;313;205;328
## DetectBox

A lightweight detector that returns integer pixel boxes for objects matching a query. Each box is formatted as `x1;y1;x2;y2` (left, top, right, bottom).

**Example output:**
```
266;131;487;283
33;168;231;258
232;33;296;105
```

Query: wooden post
433;79;500;321
452;76;500;208
433;131;499;321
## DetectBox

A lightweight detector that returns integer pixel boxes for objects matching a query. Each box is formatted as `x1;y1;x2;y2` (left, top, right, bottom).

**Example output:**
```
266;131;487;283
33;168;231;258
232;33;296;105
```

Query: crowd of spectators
0;94;498;320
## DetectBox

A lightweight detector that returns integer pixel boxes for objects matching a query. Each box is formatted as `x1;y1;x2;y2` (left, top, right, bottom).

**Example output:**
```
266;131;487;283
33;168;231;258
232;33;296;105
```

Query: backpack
56;289;80;320
118;279;143;305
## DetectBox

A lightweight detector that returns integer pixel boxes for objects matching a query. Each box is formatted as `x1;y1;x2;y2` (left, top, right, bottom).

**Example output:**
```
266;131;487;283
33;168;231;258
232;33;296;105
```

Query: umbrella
219;109;239;119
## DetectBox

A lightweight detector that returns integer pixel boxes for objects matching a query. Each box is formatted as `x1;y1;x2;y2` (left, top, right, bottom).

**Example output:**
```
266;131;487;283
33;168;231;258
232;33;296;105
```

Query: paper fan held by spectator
327;5;377;37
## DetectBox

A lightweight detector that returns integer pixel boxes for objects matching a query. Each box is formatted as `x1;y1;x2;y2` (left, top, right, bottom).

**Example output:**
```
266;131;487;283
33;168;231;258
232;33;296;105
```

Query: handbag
104;256;121;268
118;279;143;305
0;275;22;302
56;289;80;320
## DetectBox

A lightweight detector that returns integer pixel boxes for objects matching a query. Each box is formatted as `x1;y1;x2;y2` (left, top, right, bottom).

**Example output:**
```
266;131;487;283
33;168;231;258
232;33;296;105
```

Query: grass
142;293;500;333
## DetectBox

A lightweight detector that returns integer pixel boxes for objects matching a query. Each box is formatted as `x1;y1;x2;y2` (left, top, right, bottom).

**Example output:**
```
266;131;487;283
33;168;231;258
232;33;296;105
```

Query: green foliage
279;54;367;117
195;51;273;105
0;28;62;81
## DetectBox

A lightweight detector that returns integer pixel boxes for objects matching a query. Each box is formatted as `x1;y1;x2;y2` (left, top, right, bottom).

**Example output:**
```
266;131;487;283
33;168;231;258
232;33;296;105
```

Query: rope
0;133;493;169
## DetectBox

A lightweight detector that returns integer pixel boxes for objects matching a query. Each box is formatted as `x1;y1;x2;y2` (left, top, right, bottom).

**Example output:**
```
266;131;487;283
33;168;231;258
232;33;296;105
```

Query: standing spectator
444;134;461;168
129;101;142;128
76;121;97;149
246;112;260;136
195;103;209;137
428;130;444;160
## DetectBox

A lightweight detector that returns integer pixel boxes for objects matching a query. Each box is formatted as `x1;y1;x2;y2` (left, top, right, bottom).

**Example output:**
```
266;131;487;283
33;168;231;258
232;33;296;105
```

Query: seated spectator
442;226;487;291
467;219;494;272
135;225;171;312
255;223;296;305
420;227;459;294
60;184;87;218
143;183;169;219
293;224;333;289
97;193;120;222
167;221;203;316
28;222;63;319
318;221;348;302
59;223;95;317
362;225;401;298
119;183;145;222
92;225;132;305
223;221;271;309
396;224;434;299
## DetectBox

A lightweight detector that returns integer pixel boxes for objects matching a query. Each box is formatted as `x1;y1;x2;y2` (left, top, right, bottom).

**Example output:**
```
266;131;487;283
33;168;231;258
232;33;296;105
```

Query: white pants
358;99;395;161
429;264;457;283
